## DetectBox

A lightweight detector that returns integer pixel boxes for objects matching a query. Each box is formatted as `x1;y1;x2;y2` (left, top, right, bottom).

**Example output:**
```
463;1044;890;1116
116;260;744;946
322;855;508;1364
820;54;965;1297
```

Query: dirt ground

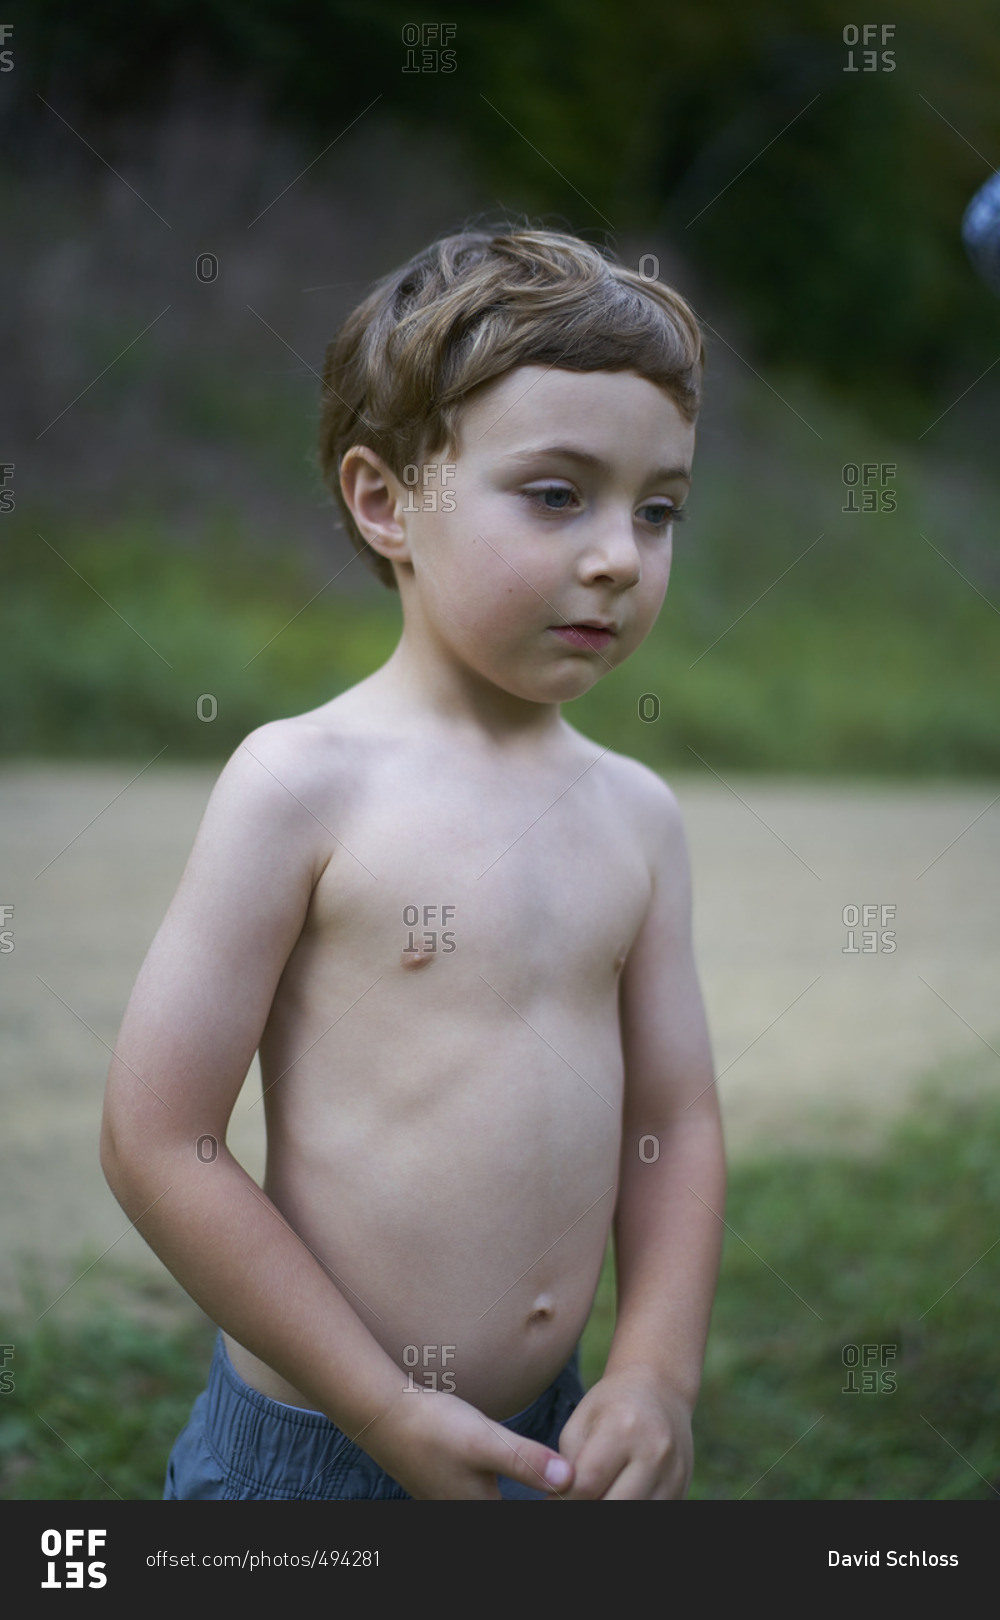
2;761;997;1310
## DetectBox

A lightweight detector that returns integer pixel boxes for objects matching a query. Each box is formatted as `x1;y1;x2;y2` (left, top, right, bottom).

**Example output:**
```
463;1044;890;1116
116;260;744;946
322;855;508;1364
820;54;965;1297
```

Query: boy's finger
558;1432;629;1500
598;1458;657;1500
553;1409;591;1467
482;1422;574;1497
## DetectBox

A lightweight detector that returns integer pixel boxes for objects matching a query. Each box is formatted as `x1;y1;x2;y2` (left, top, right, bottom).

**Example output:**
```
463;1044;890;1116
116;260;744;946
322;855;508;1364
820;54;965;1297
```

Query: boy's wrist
600;1346;700;1413
358;1376;439;1473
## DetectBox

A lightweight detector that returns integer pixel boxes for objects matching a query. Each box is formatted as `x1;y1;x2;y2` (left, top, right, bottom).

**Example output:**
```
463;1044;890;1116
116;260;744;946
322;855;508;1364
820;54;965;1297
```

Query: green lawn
584;1085;1000;1499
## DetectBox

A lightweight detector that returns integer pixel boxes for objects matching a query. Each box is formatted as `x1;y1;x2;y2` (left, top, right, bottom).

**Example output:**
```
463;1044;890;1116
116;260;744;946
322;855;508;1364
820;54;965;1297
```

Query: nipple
401;939;435;971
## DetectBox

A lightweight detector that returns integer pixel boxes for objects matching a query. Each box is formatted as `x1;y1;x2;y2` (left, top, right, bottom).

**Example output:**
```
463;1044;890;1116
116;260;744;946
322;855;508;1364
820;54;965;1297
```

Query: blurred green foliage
6;2;999;771
5;356;998;772
17;0;1000;421
1;514;399;759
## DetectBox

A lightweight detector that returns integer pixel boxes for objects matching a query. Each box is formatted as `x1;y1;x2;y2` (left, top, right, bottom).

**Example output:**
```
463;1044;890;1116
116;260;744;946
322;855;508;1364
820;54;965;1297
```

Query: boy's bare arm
557;772;725;1500
100;724;573;1500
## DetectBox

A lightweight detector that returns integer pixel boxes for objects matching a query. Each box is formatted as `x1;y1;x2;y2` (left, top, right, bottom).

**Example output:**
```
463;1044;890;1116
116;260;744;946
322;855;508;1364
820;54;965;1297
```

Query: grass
4;1085;998;1499
0;1268;216;1502
585;1084;1000;1499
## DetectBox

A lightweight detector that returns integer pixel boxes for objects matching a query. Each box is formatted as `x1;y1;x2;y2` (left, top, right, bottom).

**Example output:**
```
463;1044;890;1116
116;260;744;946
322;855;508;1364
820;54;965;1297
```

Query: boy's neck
363;629;567;754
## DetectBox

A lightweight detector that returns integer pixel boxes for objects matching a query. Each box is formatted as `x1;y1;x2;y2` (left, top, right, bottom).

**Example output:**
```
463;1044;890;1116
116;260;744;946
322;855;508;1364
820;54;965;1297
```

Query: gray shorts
164;1332;585;1501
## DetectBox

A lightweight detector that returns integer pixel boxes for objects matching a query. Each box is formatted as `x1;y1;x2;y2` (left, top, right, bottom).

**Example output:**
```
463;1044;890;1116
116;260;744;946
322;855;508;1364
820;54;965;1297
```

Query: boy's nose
579;519;643;585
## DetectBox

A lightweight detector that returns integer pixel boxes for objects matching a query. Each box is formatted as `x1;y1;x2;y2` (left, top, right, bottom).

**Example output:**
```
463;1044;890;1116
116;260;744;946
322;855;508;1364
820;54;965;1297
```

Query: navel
526;1295;555;1327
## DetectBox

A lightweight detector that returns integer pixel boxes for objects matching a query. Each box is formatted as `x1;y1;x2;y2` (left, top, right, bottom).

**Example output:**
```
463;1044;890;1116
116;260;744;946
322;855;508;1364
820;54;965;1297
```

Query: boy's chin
510;666;610;706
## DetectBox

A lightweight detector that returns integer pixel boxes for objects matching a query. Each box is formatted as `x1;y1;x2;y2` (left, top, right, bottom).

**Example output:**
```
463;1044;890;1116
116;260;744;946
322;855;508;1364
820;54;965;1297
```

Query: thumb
487;1427;575;1497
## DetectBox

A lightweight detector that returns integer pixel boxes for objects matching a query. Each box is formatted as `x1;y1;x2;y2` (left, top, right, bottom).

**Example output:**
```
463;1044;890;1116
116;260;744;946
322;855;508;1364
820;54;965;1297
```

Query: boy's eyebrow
499;445;692;485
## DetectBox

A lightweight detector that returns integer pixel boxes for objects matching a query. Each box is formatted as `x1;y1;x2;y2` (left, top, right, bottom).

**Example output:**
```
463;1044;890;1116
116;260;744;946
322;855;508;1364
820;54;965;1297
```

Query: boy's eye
525;484;577;512
640;502;685;529
524;485;685;528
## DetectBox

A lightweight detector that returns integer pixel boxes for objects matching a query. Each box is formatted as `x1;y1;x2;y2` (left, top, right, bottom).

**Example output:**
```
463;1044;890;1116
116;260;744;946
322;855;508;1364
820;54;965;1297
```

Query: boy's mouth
549;623;616;651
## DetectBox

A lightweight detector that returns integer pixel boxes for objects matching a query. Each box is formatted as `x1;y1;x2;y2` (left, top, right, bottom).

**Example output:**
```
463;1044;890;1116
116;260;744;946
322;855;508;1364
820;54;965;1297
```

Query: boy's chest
302;755;653;986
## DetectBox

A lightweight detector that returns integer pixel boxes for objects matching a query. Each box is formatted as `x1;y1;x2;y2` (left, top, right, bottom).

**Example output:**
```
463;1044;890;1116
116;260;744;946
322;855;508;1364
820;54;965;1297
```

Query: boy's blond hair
318;221;704;589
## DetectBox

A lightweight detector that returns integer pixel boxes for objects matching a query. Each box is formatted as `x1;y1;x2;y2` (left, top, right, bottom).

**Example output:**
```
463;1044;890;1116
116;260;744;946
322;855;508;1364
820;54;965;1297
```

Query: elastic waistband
204;1335;360;1494
204;1333;580;1493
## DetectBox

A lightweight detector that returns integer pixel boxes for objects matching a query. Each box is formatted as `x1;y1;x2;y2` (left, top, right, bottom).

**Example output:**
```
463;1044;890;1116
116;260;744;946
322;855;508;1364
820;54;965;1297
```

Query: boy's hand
370;1388;575;1501
553;1366;694;1499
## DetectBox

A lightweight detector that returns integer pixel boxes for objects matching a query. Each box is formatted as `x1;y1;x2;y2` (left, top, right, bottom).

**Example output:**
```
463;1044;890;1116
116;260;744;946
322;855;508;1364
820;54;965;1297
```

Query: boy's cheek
623;605;666;656
638;575;673;633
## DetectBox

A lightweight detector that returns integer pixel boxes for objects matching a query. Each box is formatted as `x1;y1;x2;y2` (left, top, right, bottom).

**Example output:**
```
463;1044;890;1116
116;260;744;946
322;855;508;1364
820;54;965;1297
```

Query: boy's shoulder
182;708;375;904
573;738;693;900
602;746;681;806
587;746;695;930
571;729;686;837
207;713;335;808
205;692;409;838
220;694;378;796
196;710;362;867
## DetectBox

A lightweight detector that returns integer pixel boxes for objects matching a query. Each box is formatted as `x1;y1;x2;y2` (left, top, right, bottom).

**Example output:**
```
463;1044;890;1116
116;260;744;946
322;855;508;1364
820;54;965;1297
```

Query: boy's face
383;366;695;707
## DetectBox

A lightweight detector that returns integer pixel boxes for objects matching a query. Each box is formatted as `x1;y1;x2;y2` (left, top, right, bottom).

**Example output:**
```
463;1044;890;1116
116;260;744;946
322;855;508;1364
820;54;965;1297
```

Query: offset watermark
0;24;12;71
842;462;896;512
195;1134;219;1163
0;905;13;953
402;904;456;962
400;462;456;512
401;23;457;73
40;1529;108;1591
402;1343;457;1392
842;904;896;954
0;1344;13;1393
195;253;218;283
841;1342;896;1392
842;24;896;71
0;461;13;512
637;693;660;722
196;694;218;722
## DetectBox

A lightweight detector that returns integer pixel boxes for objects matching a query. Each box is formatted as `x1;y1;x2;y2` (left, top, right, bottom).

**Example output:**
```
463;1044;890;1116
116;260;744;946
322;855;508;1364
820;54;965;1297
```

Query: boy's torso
225;700;657;1421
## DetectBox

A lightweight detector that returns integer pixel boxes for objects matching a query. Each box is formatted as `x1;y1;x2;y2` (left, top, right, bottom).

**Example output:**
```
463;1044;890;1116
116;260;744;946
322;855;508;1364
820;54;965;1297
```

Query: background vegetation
2;0;999;773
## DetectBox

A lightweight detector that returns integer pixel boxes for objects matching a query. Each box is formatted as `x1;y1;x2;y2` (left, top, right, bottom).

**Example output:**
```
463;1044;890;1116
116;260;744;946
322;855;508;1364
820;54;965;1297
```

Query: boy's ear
339;446;412;571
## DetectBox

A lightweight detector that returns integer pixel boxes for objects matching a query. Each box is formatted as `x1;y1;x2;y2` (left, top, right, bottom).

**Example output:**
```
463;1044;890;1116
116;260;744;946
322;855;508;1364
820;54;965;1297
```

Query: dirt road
2;762;997;1307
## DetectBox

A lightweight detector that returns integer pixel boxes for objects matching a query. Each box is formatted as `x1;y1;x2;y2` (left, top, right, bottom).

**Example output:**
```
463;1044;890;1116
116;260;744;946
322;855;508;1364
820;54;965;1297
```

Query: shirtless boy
100;225;726;1501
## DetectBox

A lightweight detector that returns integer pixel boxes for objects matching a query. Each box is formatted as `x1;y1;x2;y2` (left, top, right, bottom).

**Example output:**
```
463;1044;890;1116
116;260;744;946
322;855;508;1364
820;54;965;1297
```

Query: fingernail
545;1457;572;1488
